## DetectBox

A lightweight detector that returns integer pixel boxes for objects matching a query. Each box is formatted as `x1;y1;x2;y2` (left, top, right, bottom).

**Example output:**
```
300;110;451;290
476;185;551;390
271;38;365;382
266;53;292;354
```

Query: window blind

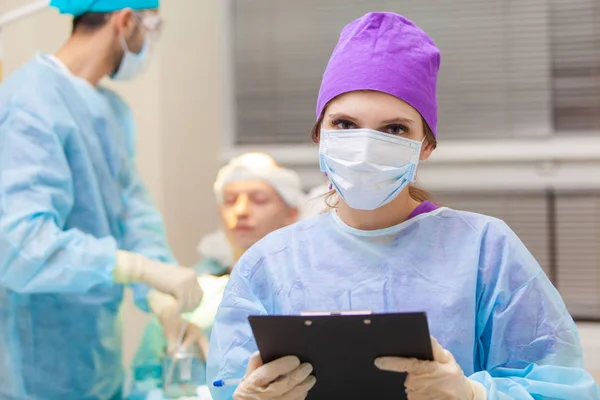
555;192;600;319
550;0;600;133
233;0;553;145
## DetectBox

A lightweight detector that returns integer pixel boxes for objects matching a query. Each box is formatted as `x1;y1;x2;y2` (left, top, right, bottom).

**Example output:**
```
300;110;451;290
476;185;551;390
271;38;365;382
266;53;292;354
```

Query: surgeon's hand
148;290;209;357
374;337;487;400
163;320;209;358
233;352;317;400
114;250;202;313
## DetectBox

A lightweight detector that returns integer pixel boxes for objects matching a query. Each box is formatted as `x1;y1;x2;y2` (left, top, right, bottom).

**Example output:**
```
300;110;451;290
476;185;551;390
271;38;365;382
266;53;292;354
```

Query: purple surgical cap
316;12;441;136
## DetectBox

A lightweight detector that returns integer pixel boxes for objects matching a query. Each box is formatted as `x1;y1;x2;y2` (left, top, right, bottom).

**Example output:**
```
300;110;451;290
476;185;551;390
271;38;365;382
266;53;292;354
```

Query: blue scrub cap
50;0;159;16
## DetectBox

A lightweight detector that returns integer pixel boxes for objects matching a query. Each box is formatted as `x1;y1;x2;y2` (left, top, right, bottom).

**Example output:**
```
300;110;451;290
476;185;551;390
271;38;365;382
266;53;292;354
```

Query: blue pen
213;378;243;387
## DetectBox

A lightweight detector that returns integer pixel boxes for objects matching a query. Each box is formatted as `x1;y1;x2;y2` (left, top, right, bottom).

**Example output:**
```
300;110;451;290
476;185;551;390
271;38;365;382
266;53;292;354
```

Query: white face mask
111;34;152;82
319;129;423;210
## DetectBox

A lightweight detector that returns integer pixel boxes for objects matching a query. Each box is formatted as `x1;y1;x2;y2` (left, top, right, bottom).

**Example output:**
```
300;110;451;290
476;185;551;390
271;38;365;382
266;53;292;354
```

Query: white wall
578;323;600;372
0;0;222;367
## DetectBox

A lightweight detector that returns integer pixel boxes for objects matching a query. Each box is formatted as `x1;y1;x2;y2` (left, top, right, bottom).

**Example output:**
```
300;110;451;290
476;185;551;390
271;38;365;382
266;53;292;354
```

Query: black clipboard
248;312;433;400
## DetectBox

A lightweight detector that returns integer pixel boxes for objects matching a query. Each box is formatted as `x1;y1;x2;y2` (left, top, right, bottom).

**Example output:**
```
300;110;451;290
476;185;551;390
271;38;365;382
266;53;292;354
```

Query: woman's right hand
234;352;317;400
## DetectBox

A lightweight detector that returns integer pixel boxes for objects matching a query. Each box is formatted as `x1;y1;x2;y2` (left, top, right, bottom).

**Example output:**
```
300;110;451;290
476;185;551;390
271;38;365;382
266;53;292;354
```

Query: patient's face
220;180;298;250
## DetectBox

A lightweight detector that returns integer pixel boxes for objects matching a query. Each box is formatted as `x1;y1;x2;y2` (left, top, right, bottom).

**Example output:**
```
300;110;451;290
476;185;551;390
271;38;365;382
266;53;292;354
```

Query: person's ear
312;119;324;144
420;140;435;161
112;8;137;39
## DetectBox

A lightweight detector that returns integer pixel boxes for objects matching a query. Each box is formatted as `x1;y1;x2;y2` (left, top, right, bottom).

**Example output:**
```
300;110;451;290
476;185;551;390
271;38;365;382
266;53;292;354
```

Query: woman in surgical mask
207;12;600;400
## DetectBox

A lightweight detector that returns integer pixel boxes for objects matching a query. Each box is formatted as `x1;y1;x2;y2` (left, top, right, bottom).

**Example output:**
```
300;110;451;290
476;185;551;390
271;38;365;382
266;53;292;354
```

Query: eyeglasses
133;11;163;38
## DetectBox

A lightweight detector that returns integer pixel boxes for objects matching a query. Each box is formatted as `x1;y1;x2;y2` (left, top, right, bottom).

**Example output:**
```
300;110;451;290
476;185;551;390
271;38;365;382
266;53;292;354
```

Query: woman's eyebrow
380;117;415;125
327;113;414;125
327;113;360;123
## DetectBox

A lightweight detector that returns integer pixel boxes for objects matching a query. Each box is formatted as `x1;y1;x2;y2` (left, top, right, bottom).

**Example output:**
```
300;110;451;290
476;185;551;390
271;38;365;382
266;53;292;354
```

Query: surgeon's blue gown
207;208;600;399
0;55;174;400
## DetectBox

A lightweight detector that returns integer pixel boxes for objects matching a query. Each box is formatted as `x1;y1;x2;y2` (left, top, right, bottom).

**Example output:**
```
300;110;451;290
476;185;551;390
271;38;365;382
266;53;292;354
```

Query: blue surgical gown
207;208;600;399
0;54;174;400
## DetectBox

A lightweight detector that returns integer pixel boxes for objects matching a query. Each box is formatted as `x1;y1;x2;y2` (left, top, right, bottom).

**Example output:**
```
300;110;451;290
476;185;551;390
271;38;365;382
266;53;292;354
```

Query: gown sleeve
470;220;600;399
105;89;176;312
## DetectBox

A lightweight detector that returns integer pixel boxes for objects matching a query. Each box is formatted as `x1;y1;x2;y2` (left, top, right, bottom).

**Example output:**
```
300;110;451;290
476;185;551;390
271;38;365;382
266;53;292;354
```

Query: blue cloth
207;208;600;400
50;0;159;15
0;54;174;400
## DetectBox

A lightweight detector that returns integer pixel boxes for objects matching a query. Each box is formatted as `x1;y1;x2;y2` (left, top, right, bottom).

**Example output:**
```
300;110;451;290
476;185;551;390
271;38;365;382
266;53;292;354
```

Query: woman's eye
386;124;409;135
333;119;356;130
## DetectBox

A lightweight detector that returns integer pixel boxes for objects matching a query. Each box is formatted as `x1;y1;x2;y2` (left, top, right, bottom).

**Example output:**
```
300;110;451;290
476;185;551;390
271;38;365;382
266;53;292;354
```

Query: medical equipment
319;129;423;210
375;336;487;400
50;0;159;15
214;153;305;208
316;12;440;136
111;33;151;81
163;321;206;399
212;378;242;387
246;312;432;400
116;251;203;314
227;352;315;400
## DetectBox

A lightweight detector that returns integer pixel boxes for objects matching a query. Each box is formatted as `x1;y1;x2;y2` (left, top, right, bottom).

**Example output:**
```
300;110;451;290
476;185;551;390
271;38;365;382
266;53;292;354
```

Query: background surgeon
0;1;202;399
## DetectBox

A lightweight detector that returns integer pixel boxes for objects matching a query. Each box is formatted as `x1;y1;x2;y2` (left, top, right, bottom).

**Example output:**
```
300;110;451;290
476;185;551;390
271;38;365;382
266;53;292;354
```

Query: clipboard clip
300;310;373;316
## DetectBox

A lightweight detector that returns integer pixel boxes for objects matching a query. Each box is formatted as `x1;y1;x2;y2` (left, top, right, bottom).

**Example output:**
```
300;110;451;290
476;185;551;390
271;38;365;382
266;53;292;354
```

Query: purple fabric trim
407;200;439;220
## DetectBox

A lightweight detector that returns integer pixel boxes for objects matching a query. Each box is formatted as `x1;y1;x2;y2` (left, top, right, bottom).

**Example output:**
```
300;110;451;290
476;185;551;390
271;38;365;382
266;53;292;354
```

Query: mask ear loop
411;137;427;183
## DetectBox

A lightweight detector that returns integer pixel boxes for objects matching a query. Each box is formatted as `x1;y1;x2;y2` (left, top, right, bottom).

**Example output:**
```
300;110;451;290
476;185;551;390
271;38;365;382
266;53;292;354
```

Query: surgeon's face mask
111;34;152;81
319;129;424;210
111;12;160;81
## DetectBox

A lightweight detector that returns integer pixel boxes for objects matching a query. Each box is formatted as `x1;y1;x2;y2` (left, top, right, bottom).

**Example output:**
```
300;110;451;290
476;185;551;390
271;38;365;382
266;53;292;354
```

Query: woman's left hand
375;337;487;400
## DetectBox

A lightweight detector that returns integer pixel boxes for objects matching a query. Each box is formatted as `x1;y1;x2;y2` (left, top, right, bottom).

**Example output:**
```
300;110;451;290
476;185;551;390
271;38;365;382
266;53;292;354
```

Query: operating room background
1;0;599;379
